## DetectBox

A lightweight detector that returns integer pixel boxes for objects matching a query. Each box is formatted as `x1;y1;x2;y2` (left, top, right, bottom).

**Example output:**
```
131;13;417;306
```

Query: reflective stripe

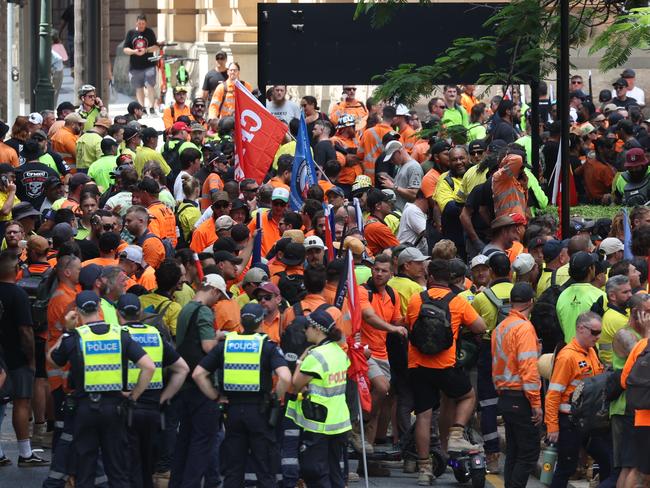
483;432;499;441
309;349;330;372
570;380;581;387
523;383;539;391
548;383;566;392
223;363;261;371
47;369;70;378
494;374;521;383
245;473;257;480
54;421;65;429
517;351;538;361
281;458;299;466
47;470;68;480
284;429;300;437
60;432;73;442
559;403;572;413
86;383;123;392
95;475;109;484
479;398;498;407
309;383;347;397
285;405;351;433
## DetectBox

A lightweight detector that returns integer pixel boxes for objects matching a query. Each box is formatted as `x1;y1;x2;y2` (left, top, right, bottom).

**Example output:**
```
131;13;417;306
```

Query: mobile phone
1;175;8;186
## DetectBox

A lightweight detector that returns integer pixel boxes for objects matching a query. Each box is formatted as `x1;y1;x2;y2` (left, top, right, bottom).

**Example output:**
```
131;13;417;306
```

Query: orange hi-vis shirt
268;176;290;191
82;257;118;268
411;140;430;164
492;154;528;218
491;310;541;408
51;126;78;165
248;209;281;257
399;125;419;154
262;313;281;344
208;79;254;120
406;286;479;370
281;293;344;332
191;217;217;254
506;240;524;265
621;337;650;427
359;285;402;361
358;122;393;183
323;282;352;339
213;298;242;333
271;264;304;287
46;282;78;391
162;103;192;130
544;338;604;433
140;234;166;269
421;168;441;200
329;100;368;129
268;257;286;279
200;173;224;210
460;93;478;115
365;216;400;256
330;134;362;185
0;142;19;167
136;266;157;291
148;202;178;248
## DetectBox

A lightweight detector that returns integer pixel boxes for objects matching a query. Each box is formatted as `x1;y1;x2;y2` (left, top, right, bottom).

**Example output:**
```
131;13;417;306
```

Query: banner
323;203;335;262
623;208;633;260
233;81;287;184
252;211;263;265
289;112;318;211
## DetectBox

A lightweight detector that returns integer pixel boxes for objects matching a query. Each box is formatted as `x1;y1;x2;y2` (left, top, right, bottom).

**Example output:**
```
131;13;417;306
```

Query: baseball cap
512;253;535;275
192;97;206;105
599;237;624;256
68;172;91;190
240;303;265;329
211;190;230;204
212;237;237;254
621;68;636;78
31;130;48;141
271;187;290;202
13;202;41;220
123;126;140;141
510;282;535;303
120;245;144;266
64;112;86;124
397;247;428;267
52;222;76;241
448;258;467;280
488;139;507;153
94;117;112;129
116;293;142;315
202;273;229;296
189;122;206;132
76;291;101;313
79;264;102;290
171;121;189;133
366;187;391;210
141;127;160;141
625;148;648;168
570;251;596;272
326;186;345;198
242;267;269;285
430;140;452;155
306;308;336;332
213;250;243;265
28;112;43;125
468;139;487;153
282;229;305;244
253;281;281;297
613;77;629;88
542;239;568;262
304;235;326;251
280;242;306;266
527;236;547;251
602;103;619;115
26;235;49;254
383;140;403;162
215;215;236;231
470;254;489;269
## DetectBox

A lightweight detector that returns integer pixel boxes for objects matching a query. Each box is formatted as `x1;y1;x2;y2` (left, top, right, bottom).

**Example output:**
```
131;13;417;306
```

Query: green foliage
590;8;650;71
539;205;624;221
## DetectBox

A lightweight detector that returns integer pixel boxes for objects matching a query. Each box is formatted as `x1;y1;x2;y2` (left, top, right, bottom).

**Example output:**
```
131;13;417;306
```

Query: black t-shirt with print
15;161;59;210
124;28;158;71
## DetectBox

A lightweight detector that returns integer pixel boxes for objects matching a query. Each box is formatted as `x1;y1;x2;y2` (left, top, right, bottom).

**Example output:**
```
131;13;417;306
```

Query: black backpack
280;302;330;371
530;274;566;354
622;172;650;206
136;231;175;260
482;286;512;326
17;265;55;334
362;282;396;306
409;291;455;356
275;271;307;306
569;371;617;432
625;341;650;410
161;140;182;175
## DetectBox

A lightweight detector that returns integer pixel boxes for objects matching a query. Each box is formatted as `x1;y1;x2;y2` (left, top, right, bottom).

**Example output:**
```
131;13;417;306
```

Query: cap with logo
28;112;44;125
512;253;535;275
383;140;404;162
470;254;489;269
120;245;144;266
215;215;236;231
599;237;624;256
240;303;266;329
271;187;290;202
625;148;648;169
202;273;229;296
116;293;142;315
304;235;326;251
76;291;101;313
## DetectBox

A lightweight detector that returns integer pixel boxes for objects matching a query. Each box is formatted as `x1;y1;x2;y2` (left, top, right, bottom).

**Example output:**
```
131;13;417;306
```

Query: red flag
343;250;372;413
233;81;287;184
323;204;335;262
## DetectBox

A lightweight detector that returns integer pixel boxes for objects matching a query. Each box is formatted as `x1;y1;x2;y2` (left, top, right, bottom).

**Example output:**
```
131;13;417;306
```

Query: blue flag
252;211;262;264
289;112;318;211
623;208;633;260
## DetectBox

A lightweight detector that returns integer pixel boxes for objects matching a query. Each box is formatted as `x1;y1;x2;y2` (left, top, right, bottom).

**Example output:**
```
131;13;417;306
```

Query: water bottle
540;444;558;485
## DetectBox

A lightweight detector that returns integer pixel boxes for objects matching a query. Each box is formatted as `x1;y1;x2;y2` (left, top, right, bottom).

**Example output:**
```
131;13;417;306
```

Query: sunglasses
571;80;583;84
242;187;258;193
272;200;288;206
194;104;205;108
614;85;625;90
582;325;602;337
257;294;274;302
102;223;114;231
215;202;231;209
344;87;357;91
470;150;484;156
436;104;446;109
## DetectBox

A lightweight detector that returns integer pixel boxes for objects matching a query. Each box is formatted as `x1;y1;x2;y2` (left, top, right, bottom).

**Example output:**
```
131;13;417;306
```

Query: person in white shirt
265;85;301;124
173;147;201;202
612;68;645;107
397;190;428;254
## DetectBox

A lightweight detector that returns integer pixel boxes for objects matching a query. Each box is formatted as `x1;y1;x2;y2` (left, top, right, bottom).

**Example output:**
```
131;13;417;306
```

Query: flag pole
287;129;334;184
356;386;370;488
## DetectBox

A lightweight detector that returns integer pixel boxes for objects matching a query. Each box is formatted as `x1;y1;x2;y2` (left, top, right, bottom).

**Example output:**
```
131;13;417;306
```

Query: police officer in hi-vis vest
48;291;156;488
116;294;189;488
192;303;291;488
287;308;352;488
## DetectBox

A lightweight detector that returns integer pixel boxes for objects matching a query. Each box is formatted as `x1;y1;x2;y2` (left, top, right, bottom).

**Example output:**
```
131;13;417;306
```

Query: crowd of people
1;15;650;488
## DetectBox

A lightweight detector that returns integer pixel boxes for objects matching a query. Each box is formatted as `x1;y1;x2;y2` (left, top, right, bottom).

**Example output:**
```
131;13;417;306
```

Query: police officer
287;308;352;488
192;303;291;488
116;294;189;488
48;291;155;488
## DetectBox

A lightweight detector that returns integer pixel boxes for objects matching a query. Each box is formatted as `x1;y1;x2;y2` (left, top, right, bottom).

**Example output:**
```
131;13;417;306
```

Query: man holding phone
123;14;159;113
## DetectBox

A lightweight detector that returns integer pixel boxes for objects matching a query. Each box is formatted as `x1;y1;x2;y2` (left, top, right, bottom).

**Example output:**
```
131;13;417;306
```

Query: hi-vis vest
78;323;123;393
286;341;351;435
124;324;163;390
223;333;265;392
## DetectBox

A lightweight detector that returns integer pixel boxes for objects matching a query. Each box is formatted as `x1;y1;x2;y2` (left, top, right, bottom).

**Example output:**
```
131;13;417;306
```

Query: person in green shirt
466;103;487;143
77;84;108;131
88;138;118;192
135;127;171;177
556;251;607;342
440;85;469;128
387;247;426;316
76;117;112;170
537;239;570;297
98;265;128;327
140;260;184;338
598;275;632;367
178;123;205;163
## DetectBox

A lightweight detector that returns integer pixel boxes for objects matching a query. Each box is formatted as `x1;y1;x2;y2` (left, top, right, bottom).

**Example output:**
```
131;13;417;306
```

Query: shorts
409;366;472;414
129;66;157;89
633;426;650;474
35;336;47;379
368;357;391;381
612;415;636;468
9;366;35;399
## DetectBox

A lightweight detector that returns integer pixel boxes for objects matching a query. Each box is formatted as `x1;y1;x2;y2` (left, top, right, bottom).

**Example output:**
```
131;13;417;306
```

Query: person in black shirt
123;14;159;113
612;78;638;111
15;141;60;211
490;99;519;143
312;119;337;167
193;303;290;488
202;51;228;102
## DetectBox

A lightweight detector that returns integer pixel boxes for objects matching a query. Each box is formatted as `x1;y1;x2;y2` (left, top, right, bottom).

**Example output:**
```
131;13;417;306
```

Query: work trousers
73;397;129;488
441;201;466;261
299;430;348;488
498;393;540;488
128;406;160;488
223;403;277;488
550;414;613;488
280;414;301;488
169;387;221;488
477;340;499;454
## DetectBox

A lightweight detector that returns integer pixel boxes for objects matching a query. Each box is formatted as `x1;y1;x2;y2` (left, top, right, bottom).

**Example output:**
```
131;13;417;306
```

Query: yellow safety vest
124;324;164;390
78;323;123;393
222;333;265;392
286;341;351;435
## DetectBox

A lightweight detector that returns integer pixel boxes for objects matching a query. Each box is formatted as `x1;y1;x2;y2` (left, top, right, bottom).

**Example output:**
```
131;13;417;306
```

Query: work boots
416;457;434;486
447;426;482;453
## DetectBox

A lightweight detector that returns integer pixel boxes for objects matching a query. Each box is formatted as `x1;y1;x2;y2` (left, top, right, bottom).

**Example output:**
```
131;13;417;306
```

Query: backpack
530;277;566;355
625;342;650;410
141;299;175;343
275;271;307;306
161;140;182;175
17;265;55;334
409;291;455;356
482;286;512;326
136;231;175;260
622;172;650;206
175;202;196;250
569;371;616;432
280;302;331;371
362;282;396;306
